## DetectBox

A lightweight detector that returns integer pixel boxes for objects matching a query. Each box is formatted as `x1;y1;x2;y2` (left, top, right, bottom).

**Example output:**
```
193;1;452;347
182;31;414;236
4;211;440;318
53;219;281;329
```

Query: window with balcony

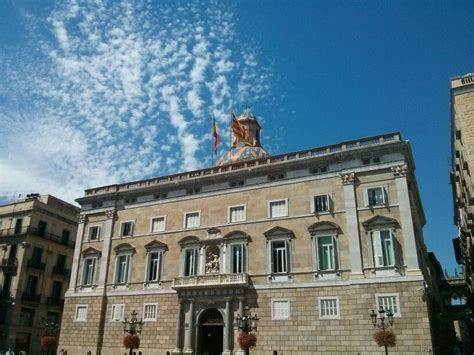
184;248;198;276
311;194;332;213
31;247;43;268
231;244;246;273
61;229;70;244
25;275;38;295
144;240;167;285
113;243;135;286
19;307;35;326
88;225;101;241
37;220;47;237
120;221;134;237
268;199;288;218
363;215;400;271
229;205;246;223
366;186;388;207
151;216;166;233
265;226;294;282
14;218;23;234
50;281;62;303
184;212;200;229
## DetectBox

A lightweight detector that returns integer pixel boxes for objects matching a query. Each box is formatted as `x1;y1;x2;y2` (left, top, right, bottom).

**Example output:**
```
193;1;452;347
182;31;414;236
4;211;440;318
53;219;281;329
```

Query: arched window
113;243;135;286
178;236;201;277
362;216;400;270
144;241;168;286
308;222;341;275
264;226;295;282
81;247;101;288
223;231;250;274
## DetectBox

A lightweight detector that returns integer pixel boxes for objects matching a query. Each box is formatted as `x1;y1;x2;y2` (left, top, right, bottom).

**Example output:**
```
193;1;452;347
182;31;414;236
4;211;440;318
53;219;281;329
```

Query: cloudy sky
0;0;472;272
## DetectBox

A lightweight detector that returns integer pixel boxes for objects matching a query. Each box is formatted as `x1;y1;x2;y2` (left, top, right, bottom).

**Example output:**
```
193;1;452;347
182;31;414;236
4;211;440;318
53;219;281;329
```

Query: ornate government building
59;112;434;354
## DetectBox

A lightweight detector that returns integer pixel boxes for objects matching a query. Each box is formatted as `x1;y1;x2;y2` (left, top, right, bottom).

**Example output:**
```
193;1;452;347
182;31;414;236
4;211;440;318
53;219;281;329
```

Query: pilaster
392;165;421;275
98;209;115;290
183;299;195;354
340;172;364;277
68;214;85;292
173;299;184;354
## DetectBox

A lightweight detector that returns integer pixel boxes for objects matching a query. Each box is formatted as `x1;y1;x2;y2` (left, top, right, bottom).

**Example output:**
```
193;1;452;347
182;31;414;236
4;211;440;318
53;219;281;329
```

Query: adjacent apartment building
59;112;434;354
450;73;474;342
0;194;79;354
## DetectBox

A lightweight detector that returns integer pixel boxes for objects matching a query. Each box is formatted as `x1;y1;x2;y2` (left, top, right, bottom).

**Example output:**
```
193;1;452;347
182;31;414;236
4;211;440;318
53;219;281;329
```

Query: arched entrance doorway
198;308;224;355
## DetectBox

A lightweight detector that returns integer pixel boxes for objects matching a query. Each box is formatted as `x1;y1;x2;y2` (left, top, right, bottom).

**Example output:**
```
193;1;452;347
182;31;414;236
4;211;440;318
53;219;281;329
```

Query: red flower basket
238;333;257;349
123;334;140;349
373;329;397;348
40;335;58;351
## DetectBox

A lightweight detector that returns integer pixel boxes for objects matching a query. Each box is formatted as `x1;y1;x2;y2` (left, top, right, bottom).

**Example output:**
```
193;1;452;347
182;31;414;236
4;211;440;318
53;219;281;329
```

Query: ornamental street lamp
122;310;144;355
235;305;259;355
370;306;395;355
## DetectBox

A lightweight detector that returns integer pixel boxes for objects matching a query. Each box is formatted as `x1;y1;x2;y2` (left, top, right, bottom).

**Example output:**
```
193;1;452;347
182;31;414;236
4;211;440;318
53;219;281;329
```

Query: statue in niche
206;250;220;273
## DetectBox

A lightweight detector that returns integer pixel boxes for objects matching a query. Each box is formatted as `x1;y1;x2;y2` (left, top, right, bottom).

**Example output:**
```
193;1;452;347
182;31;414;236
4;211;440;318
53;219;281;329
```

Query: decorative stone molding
105;209;115;219
78;214;86;224
391;164;408;177
340;172;356;185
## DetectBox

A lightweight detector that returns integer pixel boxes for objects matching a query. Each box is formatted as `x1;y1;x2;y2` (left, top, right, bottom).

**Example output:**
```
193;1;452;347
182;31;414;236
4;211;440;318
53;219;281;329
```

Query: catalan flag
212;115;220;153
231;112;251;145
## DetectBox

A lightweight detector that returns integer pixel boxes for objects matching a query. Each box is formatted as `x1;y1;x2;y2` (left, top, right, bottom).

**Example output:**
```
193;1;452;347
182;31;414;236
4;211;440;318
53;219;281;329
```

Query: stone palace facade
58;112;434;354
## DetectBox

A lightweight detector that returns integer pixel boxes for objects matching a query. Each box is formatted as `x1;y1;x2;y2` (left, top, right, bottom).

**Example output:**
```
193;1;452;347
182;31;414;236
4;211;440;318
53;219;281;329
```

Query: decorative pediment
362;215;398;229
264;226;295;239
178;235;201;246
223;230;251;242
82;247;101;257
307;221;341;235
206;228;222;240
113;243;136;253
144;240;168;252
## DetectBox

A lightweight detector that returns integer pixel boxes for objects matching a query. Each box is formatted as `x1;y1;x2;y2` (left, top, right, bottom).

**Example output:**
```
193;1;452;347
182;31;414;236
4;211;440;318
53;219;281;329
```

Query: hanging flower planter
373;329;397;348
40;335;58;351
123;334;140;349
238;332;257;349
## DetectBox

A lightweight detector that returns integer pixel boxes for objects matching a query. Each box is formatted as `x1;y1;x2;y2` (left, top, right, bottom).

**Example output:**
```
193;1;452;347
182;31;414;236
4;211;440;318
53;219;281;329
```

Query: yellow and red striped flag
231;112;251;145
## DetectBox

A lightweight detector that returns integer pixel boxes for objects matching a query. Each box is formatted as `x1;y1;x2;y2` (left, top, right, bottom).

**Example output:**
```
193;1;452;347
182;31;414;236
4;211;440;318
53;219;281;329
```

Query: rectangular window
51;281;62;301
120;222;134;237
376;294;401;317
143;303;158;321
367;187;387;207
272;299;290;320
229;205;246;223
111;304;125;321
61;229;70;244
88;226;101;241
32;247;43;264
316;236;338;271
269;199;288;218
184;212;200;229
372;230;395;267
14;218;23;234
184;248;198;276
151;216;166;232
271;240;289;274
56;254;67;270
313;194;331;213
147;252;162;282
26;275;38;295
75;305;88;321
319;297;340;319
115;255;130;284
231;244;246;273
37;220;47;237
82;257;96;286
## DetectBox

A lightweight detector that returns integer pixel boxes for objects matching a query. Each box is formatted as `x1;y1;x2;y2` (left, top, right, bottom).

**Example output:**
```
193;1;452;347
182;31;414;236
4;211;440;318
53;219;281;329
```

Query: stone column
184;299;195;354
392;165;420;274
67;214;86;292
98;209;115;290
340;173;363;277
173;300;184;354
222;298;232;355
234;298;246;355
11;242;28;295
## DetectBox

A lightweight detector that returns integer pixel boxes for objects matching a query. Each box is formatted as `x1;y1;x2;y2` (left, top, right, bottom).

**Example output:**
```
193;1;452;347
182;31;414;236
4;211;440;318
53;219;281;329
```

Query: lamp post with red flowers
235;305;259;355
370;306;396;355
122;310;144;355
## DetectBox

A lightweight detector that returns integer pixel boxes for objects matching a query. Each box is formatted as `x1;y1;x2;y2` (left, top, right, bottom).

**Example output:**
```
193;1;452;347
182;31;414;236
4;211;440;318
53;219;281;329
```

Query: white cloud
0;0;273;204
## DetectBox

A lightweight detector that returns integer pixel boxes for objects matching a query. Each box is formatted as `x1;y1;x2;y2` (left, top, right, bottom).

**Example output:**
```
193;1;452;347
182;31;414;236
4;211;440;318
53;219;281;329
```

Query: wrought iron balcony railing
21;292;41;303
46;297;64;307
27;259;46;271
0;258;18;274
52;266;70;277
0;226;75;248
173;273;248;289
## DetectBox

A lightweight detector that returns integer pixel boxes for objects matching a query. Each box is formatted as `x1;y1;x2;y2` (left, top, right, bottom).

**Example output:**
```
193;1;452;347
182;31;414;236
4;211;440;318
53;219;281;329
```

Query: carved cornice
340;172;356;185
391;164;408;177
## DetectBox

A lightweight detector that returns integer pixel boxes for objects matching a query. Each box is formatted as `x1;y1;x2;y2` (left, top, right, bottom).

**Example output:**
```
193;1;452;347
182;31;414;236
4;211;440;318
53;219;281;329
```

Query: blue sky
0;0;472;273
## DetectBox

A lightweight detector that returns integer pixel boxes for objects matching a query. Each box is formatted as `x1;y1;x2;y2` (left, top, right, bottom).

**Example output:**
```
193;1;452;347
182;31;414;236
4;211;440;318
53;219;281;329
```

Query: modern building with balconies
0;194;79;354
59;111;434;354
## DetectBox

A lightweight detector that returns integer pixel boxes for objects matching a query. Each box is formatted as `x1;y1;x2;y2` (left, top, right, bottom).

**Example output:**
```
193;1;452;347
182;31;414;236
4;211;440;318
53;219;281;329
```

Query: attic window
124;198;136;204
310;167;328;174
154;193;168;200
92;202;103;208
186;187;201;195
230;180;245;188
268;173;285;181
